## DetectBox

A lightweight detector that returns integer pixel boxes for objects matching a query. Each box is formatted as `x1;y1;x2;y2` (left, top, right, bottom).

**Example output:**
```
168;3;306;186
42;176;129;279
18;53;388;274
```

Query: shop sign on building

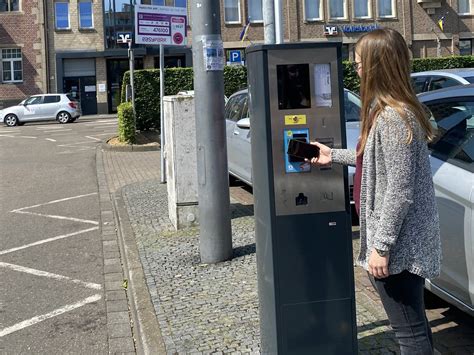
135;5;187;46
324;25;338;36
341;24;380;33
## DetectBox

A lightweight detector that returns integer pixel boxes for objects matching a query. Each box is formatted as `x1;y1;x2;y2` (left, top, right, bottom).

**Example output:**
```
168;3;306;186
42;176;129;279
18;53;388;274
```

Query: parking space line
0;262;102;290
57;141;97;146
84;122;117;126
43;129;72;133
0;294;102;337
12;192;97;212
45;138;57;142
0;134;17;138
12;210;98;225
19;136;37;139
0;226;99;256
36;126;66;130
85;136;102;141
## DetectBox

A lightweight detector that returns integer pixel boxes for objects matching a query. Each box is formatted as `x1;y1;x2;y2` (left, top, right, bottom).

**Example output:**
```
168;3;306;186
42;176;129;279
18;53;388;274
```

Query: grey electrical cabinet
247;43;357;354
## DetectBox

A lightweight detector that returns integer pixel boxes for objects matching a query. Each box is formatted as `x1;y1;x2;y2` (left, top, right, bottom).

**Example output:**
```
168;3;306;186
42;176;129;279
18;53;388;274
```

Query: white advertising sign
135;5;187;46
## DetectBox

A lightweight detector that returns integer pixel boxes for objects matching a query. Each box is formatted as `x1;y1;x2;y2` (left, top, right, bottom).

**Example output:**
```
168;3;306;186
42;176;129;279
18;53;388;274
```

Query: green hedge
121;56;474;130
121;66;247;131
118;102;136;144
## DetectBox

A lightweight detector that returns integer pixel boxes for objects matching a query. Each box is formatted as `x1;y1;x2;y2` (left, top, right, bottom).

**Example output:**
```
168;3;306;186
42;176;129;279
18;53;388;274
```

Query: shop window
79;0;93;28
377;0;395;18
55;1;70;29
459;39;472;56
1;48;22;83
0;0;19;11
224;0;240;23
248;0;262;22
304;0;322;21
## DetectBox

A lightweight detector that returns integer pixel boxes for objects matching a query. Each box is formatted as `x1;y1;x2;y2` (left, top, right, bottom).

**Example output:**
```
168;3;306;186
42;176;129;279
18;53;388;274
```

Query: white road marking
12;210;98;225
0;130;19;134
0;134;16;138
87;132;117;136
45;138;56;142
57;141;97;146
94;119;118;123
12;192;97;212
19;136;37;139
0;294;102;337
36;126;66;130
43;129;72;133
0;226;99;256
85;122;117;126
0;262;102;290
85;136;102;141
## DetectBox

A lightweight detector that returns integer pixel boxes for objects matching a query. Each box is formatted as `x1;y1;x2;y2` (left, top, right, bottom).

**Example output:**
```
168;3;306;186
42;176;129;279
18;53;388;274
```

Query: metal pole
128;40;135;113
160;43;166;183
263;0;275;44
274;0;284;44
191;0;233;264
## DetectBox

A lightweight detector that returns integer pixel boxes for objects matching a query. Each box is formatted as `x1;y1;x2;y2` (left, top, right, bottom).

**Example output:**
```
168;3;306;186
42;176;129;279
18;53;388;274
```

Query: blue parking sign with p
229;50;242;63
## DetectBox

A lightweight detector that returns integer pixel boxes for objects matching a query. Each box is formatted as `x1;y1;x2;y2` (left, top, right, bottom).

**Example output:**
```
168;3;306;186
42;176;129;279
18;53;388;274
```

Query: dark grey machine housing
247;43;357;354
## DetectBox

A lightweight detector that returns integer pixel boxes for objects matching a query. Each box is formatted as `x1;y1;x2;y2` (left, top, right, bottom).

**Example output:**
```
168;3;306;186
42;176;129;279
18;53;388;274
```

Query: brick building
2;0;473;114
0;0;47;108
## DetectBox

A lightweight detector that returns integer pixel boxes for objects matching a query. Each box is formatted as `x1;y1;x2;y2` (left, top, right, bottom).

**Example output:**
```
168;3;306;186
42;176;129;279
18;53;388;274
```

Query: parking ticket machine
247;43;357;354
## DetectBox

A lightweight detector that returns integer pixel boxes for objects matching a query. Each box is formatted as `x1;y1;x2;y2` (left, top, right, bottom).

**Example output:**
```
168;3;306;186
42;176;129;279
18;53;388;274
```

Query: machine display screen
277;64;311;110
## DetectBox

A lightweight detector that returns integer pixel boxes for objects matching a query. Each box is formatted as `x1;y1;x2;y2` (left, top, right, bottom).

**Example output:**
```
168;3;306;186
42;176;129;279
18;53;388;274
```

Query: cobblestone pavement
102;149;474;355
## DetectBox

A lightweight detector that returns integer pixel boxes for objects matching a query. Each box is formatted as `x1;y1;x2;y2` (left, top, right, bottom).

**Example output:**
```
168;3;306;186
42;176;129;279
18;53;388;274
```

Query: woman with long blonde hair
311;28;441;354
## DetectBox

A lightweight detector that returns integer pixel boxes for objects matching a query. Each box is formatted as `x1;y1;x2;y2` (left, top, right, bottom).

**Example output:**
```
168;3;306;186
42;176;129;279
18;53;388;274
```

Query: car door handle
233;131;239;135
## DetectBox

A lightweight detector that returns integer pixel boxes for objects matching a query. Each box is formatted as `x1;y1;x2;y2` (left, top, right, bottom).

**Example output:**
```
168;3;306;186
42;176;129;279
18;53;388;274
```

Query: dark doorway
63;76;98;115
106;58;144;113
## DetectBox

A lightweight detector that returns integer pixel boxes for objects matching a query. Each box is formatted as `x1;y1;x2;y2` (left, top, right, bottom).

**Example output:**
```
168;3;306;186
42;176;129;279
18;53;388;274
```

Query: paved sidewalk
98;147;474;354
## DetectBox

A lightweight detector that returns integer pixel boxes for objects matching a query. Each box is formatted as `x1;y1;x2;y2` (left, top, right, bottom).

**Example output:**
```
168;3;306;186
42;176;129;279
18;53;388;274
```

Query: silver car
411;68;474;94
0;94;81;127
418;84;474;316
225;88;361;200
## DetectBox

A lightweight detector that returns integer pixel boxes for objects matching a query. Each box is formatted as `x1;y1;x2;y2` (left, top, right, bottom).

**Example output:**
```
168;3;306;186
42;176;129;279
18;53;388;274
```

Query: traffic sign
229;50;242;64
135;5;187;46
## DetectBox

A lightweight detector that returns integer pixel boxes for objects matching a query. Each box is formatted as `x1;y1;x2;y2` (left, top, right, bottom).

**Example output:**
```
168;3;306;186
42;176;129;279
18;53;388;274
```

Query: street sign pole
160;43;166;183
128;40;135;116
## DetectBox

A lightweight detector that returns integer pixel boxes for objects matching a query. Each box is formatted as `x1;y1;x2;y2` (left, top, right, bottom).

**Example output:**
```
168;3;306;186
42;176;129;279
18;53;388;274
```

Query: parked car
0;94;81;127
418;84;474;317
225;88;361;203
411;69;474;94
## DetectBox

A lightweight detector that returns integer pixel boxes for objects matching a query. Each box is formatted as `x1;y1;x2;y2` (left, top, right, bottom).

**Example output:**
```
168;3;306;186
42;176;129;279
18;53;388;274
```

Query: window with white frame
458;0;472;14
377;0;395;18
0;0;19;11
224;0;240;23
249;0;263;22
305;0;322;21
354;0;371;18
1;48;22;83
329;0;347;20
55;1;70;29
78;0;93;28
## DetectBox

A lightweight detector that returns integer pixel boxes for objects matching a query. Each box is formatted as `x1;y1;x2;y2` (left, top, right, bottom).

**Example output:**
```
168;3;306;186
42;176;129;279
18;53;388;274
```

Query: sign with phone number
135;4;187;46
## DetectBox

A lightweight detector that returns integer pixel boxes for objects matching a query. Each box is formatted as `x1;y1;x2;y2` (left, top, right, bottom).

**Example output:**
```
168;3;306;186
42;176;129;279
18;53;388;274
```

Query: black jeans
368;270;434;355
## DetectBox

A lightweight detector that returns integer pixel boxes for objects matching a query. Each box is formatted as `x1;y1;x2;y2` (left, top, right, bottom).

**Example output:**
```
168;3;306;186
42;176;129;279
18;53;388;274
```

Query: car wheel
4;114;18;127
57;111;71;124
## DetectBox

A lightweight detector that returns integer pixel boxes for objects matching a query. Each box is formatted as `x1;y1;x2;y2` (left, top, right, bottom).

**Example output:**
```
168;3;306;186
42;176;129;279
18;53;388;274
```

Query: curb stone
101;142;160;152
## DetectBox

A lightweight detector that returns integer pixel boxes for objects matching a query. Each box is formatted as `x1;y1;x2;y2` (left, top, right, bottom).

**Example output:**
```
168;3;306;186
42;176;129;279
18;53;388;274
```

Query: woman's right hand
308;142;332;165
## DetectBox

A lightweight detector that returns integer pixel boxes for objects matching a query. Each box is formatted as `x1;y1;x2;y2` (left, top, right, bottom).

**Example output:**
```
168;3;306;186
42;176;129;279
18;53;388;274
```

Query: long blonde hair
355;28;434;156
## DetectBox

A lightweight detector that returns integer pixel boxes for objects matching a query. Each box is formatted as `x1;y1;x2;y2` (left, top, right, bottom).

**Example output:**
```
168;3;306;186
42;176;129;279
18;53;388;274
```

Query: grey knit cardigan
332;106;442;279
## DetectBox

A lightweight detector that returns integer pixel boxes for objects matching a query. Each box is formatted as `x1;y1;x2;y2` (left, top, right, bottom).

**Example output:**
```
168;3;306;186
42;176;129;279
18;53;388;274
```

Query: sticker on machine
284;114;307;125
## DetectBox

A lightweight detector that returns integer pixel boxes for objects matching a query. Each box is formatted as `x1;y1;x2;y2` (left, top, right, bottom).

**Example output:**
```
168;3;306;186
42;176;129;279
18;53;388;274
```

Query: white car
418;84;474;317
411;69;474;94
0;94;81;127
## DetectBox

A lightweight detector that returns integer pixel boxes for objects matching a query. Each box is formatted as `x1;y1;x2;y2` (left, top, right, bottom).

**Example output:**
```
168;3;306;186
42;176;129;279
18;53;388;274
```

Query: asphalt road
0;116;118;353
